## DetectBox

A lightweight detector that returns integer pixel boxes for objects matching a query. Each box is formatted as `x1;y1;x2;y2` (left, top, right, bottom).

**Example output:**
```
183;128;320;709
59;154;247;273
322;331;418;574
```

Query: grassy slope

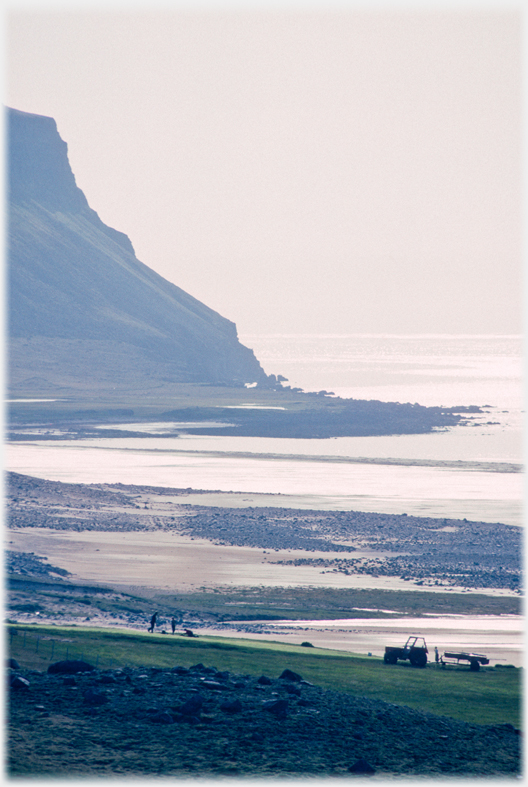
8;624;521;729
8;576;520;624
152;586;521;619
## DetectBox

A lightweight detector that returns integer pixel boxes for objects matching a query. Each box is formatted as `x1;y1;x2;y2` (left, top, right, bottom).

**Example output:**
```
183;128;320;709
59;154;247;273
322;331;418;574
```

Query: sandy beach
7;471;522;668
7;525;522;667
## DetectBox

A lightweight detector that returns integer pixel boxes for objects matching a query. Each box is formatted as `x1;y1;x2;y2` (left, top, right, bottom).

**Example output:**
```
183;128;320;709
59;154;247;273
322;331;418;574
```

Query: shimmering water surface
8;335;523;526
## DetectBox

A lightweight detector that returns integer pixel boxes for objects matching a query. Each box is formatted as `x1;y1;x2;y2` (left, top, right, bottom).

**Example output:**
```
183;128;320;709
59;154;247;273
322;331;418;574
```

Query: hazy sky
6;1;522;336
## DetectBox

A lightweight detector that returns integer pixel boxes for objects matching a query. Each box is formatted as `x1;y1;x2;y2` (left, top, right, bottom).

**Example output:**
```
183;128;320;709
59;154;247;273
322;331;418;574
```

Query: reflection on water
6;439;523;526
94;421;235;433
269;615;521;631
201;615;523;666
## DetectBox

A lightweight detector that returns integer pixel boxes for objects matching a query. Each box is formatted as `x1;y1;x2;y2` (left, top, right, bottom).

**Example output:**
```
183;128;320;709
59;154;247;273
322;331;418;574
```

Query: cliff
7;107;269;393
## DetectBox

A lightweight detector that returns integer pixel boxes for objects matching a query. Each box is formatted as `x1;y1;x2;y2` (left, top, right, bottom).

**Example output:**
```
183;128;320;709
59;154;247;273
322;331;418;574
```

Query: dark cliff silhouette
7;107;269;393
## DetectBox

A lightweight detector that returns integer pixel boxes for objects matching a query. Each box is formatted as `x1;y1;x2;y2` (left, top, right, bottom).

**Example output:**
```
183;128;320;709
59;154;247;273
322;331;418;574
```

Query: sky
5;1;523;336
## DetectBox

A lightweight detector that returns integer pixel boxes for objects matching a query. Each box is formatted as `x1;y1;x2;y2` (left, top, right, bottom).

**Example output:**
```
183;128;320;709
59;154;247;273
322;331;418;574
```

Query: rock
220;699;243;714
257;675;272;685
216;671;230;681
48;660;95;675
348;758;376;774
179;694;205;716
301;642;314;647
201;680;226;691
284;684;301;696
279;669;302;682
7;658;20;669
99;674;117;684
150;711;174;724
63;676;76;686
171;666;189;675
83;688;108;706
10;675;30;689
263;699;288;718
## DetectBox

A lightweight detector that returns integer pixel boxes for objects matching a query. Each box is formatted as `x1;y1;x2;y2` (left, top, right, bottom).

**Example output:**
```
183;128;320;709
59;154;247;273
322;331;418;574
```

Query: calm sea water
7;335;523;526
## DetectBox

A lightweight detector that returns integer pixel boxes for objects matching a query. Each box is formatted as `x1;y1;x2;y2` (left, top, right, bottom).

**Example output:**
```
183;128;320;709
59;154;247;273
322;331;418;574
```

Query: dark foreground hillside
7;662;521;778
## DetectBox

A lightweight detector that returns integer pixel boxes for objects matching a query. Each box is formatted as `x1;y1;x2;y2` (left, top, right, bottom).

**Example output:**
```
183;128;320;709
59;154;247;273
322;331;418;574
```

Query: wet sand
7;526;523;667
7;526;517;599
7;527;438;594
197;616;523;668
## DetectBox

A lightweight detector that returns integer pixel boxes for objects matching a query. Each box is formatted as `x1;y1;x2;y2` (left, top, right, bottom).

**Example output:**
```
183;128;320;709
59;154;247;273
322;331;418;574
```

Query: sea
6;334;524;527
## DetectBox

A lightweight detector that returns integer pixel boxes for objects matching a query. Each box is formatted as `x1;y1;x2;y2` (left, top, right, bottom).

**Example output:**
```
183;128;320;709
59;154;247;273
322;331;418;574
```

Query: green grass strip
7;623;521;729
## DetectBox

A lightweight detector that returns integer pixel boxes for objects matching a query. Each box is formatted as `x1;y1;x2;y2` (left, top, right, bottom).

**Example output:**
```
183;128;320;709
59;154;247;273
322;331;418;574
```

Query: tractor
383;635;428;668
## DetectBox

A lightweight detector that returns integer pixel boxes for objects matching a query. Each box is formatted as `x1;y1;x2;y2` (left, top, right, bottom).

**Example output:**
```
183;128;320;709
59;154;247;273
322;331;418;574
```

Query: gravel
7;662;521;778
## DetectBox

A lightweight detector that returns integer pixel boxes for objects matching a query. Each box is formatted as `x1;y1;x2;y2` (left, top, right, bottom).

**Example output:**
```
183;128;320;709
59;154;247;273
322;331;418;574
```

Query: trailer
440;651;489;671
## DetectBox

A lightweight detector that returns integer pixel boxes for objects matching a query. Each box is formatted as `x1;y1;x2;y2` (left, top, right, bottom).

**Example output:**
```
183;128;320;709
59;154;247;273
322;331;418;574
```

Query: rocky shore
7;661;521;778
7;472;522;593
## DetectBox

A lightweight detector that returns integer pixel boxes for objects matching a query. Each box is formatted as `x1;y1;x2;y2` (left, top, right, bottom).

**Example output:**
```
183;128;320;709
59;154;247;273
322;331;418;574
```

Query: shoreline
6;611;522;668
8;439;522;474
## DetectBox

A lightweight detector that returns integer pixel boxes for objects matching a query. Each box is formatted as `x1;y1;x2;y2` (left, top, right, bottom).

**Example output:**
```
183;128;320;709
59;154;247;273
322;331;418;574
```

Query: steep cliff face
7;107;268;392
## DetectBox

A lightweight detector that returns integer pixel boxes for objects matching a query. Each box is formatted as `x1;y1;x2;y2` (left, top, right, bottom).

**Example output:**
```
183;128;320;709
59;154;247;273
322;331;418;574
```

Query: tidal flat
6;471;521;666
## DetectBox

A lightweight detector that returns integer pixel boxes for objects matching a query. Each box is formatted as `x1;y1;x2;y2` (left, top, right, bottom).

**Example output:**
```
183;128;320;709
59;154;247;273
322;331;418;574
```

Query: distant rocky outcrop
7;107;269;393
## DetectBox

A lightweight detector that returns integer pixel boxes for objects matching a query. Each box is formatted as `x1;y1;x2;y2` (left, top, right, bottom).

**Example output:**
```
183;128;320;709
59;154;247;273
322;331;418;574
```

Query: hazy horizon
7;2;521;337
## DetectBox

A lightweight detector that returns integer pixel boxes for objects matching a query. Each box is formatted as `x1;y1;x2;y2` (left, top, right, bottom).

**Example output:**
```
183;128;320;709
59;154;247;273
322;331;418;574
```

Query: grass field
151;585;521;619
8;623;521;729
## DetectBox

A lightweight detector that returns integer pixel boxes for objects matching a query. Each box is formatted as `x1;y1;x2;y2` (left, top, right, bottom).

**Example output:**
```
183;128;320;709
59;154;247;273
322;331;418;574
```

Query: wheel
470;659;480;672
409;649;427;668
384;651;398;665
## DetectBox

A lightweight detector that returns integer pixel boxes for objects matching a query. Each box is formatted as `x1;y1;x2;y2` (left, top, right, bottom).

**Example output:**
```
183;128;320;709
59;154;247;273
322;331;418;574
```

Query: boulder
257;675;273;685
10;675;30;689
279;669;302;682
99;674;117;684
284;684;301;696
348;758;376;775
171;666;189;675
83;688;108;706
48;660;95;675
263;699;288;719
150;711;174;724
220;699;243;714
201;680;226;691
7;658;20;669
179;694;205;716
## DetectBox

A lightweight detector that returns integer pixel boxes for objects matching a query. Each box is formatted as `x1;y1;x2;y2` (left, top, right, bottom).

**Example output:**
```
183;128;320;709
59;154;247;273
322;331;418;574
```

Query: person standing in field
171;617;176;635
148;612;158;633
